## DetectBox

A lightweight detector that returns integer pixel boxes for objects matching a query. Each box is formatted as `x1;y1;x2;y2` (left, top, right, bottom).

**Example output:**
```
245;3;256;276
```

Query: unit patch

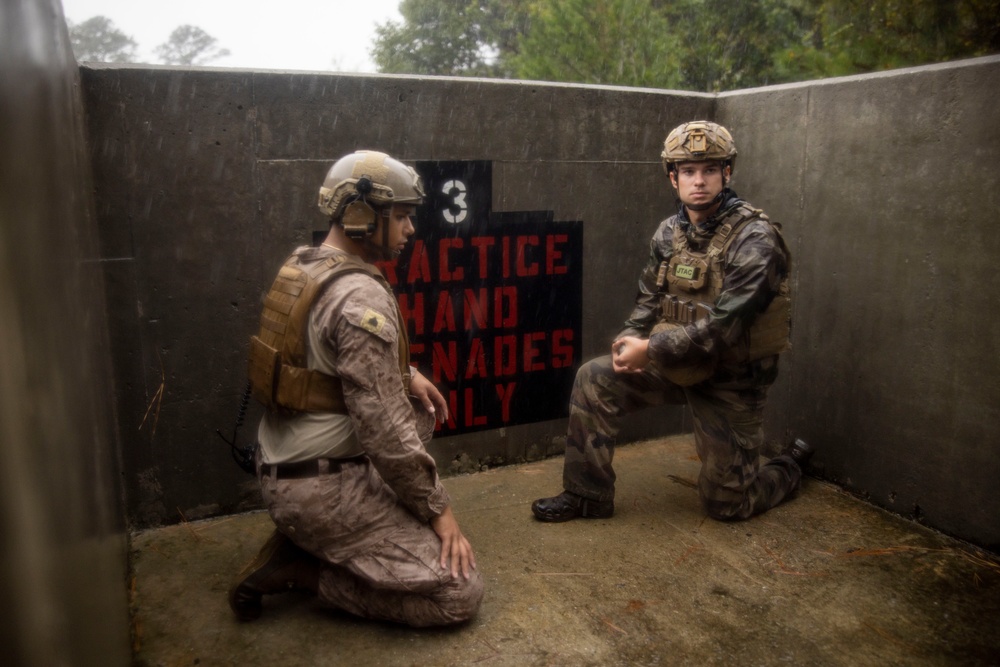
361;308;387;334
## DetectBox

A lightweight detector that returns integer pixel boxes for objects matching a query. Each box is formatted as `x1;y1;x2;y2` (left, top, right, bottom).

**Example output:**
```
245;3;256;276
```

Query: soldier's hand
612;336;651;374
431;506;477;579
410;368;450;422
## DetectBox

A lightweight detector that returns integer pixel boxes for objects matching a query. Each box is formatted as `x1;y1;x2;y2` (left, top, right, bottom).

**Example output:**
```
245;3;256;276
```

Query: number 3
442;179;467;224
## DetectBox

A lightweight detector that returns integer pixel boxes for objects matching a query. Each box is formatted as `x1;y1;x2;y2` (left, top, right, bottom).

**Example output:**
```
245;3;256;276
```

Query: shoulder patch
340;290;398;344
361;308;387;334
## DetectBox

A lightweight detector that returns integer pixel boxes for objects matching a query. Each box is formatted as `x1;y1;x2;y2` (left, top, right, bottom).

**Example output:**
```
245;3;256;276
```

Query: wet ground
129;435;1000;666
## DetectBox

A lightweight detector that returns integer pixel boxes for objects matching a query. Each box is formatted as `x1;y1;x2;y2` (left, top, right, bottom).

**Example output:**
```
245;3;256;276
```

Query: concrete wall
0;0;131;664
81;65;710;527
78;55;1000;551
718;57;1000;551
78;56;1000;551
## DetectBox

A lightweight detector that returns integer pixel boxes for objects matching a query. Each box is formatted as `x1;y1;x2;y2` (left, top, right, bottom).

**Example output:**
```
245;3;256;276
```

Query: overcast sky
61;0;404;72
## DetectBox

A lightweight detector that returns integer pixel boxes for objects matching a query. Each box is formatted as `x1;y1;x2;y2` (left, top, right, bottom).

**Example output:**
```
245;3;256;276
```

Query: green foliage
68;16;137;63
660;0;802;91
372;0;531;77
773;0;1000;80
154;25;231;66
372;0;1000;91
512;0;682;88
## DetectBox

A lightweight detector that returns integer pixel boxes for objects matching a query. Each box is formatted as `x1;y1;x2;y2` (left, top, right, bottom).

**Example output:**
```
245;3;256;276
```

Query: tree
511;0;682;88
773;0;1000;81
68;16;138;63
372;0;1000;91
655;0;805;91
154;25;231;66
372;0;531;77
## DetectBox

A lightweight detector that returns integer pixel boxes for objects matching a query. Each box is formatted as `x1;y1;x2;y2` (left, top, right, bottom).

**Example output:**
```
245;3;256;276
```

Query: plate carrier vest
655;203;792;366
248;250;410;414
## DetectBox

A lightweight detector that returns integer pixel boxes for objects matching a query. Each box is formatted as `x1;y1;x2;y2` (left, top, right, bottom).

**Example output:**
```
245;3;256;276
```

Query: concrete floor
129;435;1000;667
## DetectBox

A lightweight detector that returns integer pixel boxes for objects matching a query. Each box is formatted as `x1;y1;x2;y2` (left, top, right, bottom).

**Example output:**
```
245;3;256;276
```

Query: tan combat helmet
317;150;425;239
661;121;738;175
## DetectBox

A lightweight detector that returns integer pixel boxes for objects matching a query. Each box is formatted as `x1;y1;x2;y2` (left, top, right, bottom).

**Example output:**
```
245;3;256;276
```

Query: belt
260;455;366;480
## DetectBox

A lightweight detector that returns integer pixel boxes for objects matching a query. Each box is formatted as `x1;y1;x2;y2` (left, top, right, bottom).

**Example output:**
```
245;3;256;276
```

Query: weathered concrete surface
79;63;710;531
1;0;131;664
130;436;999;667
77;56;1000;553
719;55;1000;553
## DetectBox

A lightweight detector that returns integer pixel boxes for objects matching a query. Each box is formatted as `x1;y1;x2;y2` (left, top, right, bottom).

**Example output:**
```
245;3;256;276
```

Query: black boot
532;491;614;522
781;438;815;469
228;529;320;621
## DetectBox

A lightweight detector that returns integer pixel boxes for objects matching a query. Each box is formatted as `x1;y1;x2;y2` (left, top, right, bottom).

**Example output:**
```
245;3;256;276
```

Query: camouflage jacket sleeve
646;216;788;368
314;272;450;523
619;217;676;339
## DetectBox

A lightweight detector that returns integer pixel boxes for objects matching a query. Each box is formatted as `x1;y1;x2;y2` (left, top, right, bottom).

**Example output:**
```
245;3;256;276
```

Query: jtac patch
361;308;386;334
675;264;698;280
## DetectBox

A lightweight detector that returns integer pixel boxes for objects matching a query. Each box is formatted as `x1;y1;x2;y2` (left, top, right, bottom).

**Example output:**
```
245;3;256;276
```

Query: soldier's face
669;161;729;208
380;204;417;255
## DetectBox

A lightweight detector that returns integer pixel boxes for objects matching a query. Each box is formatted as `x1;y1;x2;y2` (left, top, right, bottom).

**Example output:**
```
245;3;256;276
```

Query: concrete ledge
130;435;1000;666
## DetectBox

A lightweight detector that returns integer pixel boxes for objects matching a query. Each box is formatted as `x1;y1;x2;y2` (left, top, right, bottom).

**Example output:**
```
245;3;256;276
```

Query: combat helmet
317;150;425;239
661;121;737;175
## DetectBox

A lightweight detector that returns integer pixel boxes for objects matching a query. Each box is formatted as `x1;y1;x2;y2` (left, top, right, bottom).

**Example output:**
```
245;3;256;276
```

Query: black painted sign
378;161;583;435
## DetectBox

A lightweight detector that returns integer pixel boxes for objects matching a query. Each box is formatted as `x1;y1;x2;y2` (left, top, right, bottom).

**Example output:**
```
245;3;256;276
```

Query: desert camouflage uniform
259;246;483;626
563;191;801;520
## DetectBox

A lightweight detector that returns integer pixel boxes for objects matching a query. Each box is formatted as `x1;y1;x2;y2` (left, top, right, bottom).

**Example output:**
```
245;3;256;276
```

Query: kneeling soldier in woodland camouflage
229;150;483;626
533;121;814;523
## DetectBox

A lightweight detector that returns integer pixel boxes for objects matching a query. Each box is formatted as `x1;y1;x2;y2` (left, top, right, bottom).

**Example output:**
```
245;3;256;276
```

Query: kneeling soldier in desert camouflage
229;150;483;626
533;121;814;523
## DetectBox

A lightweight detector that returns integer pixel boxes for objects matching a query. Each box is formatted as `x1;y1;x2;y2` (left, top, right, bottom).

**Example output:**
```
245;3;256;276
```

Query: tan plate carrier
248;251;409;414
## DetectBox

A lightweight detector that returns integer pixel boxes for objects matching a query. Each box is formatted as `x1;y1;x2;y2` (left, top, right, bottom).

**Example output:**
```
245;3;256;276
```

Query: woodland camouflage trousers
562;355;802;521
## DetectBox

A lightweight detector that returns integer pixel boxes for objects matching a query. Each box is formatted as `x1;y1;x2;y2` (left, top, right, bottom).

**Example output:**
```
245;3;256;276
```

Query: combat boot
228;529;320;621
781;438;815;469
532;491;614;522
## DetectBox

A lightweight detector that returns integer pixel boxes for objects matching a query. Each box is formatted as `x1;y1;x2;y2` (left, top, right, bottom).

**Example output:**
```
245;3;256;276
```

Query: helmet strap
382;209;391;256
685;189;726;212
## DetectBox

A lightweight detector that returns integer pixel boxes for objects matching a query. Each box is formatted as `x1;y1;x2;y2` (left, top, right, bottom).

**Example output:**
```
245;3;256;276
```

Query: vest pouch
649;322;716;386
722;291;792;365
660;295;707;325
248;335;281;409
747;292;792;361
275;365;347;413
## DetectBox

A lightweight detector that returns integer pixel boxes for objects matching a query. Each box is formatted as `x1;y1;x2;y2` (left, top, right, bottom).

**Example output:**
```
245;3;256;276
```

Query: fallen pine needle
675;544;703;565
862;621;910;650
667;474;697;489
839;545;1000;581
600;617;628;635
176;507;202;542
138;350;166;436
